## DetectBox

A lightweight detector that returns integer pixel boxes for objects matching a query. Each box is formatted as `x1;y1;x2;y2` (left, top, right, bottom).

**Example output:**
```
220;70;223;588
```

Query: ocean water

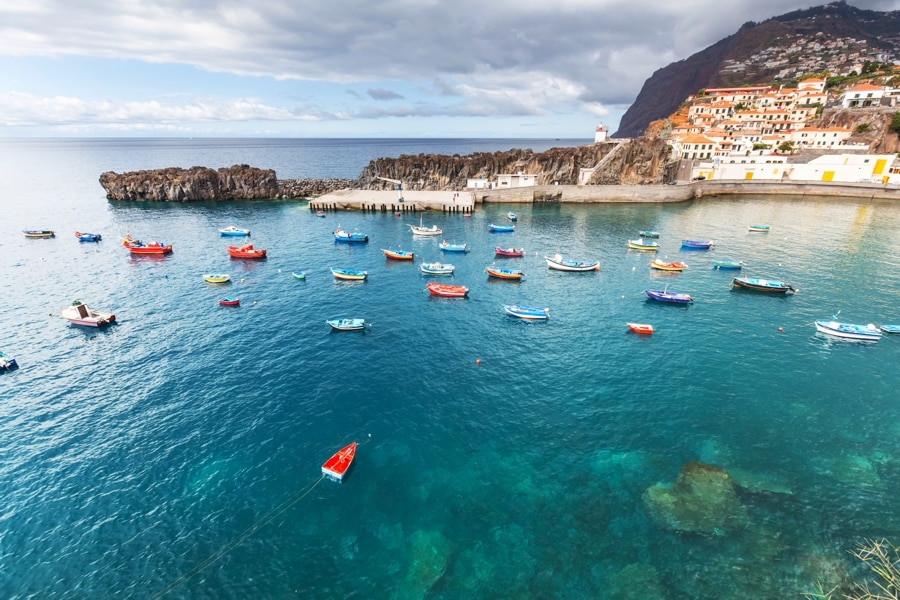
1;139;899;599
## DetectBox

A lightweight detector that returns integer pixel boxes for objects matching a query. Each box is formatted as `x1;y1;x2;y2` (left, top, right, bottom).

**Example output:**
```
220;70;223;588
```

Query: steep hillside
616;1;900;137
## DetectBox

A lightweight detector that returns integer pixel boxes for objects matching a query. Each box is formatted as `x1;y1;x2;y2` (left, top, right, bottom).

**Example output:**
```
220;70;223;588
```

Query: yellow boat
650;259;687;271
203;274;231;283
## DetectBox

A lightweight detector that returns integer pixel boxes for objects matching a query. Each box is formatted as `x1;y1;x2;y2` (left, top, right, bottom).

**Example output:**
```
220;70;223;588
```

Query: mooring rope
151;474;325;599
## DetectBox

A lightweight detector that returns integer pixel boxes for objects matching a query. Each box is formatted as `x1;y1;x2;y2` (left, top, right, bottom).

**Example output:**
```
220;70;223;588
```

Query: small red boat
219;297;240;307
627;322;654;335
228;243;267;259
495;246;525;257
322;442;357;481
122;234;172;255
426;282;469;297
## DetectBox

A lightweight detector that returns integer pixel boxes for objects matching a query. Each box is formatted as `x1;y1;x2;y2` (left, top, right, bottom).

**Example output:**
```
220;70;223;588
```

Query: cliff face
99;165;280;201
814;107;899;155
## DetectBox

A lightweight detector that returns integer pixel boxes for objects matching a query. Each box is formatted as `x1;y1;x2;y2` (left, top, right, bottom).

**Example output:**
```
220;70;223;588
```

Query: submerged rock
397;529;453;599
642;461;749;534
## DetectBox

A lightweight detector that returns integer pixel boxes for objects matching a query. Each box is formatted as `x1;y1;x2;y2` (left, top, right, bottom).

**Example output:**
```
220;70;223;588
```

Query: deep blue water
1;139;899;599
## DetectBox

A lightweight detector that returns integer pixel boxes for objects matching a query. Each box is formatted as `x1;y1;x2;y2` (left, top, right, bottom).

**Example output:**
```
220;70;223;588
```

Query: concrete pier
309;190;474;215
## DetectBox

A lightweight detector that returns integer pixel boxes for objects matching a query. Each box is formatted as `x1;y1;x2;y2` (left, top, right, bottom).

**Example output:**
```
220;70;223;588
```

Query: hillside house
840;83;885;108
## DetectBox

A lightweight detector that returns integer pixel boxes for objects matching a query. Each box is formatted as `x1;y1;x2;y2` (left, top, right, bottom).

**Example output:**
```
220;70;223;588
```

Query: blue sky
1;0;898;138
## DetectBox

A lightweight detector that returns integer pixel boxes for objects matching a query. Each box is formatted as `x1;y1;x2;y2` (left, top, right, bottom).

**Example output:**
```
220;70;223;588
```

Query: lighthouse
594;123;607;144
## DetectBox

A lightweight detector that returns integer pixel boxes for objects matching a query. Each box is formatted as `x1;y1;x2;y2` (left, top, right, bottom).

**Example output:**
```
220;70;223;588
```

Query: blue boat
880;324;900;334
645;289;693;304
748;224;770;232
0;350;18;371
503;304;549;320
488;224;515;233
639;230;660;238
712;260;743;270
333;226;368;243
439;241;469;252
330;267;368;281
681;239;714;249
732;276;795;294
420;262;455;275
219;226;250;237
326;318;366;331
815;319;881;341
75;231;102;242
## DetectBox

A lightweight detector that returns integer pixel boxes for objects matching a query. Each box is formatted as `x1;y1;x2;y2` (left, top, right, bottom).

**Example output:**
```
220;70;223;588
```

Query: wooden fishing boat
681;239;715;249
292;271;306;280
23;229;55;238
507;211;517;221
326;318;366;332
485;266;524;280
315;211;326;217
880;324;900;334
322;442;358;480
203;274;231;283
650;259;687;271
61;300;116;327
627;322;654;335
639;230;660;238
627;239;659;251
75;231;102;242
748;224;770;232
382;248;415;260
219;225;250;237
503;304;550;320
545;254;599;272
732;276;795;294
420;262;455;275
712;260;743;270
815;319;881;341
122;234;172;255
645;289;692;304
330;267;368;281
228;243;267;259
0;350;18;371
488;223;515;232
439;241;469;252
408;217;442;236
218;297;240;307
426;282;469;297
495;246;525;257
333;226;368;242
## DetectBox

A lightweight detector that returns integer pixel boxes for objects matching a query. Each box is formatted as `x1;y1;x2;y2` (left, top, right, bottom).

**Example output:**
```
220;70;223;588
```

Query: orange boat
122;234;172;255
627;322;654;335
382;248;414;260
650;259;687;271
426;282;469;297
322;442;357;481
228;243;267;259
485;266;523;280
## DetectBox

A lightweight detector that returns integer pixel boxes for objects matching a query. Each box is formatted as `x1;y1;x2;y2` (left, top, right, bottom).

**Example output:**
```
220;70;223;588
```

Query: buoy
778;326;784;332
476;358;481;365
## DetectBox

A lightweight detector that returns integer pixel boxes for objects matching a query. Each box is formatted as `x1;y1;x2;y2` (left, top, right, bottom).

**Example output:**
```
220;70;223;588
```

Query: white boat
814;319;881;341
326;318;365;331
61;301;116;327
408;216;442;236
545;254;599;272
420;262;455;275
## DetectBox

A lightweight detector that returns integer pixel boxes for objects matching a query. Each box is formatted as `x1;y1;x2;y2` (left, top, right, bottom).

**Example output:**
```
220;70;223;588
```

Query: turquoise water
1;139;899;598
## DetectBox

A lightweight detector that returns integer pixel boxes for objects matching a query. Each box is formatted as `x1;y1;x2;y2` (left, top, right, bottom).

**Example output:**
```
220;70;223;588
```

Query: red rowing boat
228;243;267;259
495;246;525;257
122;234;172;255
426;282;469;297
627;322;654;335
322;442;357;481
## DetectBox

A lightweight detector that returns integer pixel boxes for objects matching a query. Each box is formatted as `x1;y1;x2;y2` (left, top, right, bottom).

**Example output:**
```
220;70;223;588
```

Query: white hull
815;321;881;341
545;257;599;271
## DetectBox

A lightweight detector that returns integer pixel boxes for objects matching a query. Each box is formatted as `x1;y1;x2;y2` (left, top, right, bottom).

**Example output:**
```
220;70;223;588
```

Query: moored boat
650;259;687;271
627;239;658;251
681;239;715;249
75;231;102;242
23;229;55;238
815;318;881;341
333;226;368;242
488;223;515;233
322;442;358;480
326;318;366;331
203;274;231;283
645;289;692;304
408;217;442;236
732;276;795;294
382;248;415;260
292;271;306;280
122;234;172;255
439;241;469;252
420;262;455;275
748;224;770;232
218;297;240;307
426;282;469;297
331;267;368;281
880;324;900;334
0;350;18;371
228;243;267;259
507;211;517;221
61;300;116;327
315;211;326;217
627;322;654;335
639;230;660;238
503;304;550;320
546;254;599;272
495;246;525;257
712;260;743;270
485;266;524;280
219;225;250;236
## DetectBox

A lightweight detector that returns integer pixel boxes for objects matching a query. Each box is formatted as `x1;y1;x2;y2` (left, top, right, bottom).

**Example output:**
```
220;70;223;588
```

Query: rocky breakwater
100;165;279;202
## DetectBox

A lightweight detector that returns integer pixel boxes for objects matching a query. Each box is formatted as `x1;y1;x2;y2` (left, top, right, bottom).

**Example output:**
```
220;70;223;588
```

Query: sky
1;0;899;138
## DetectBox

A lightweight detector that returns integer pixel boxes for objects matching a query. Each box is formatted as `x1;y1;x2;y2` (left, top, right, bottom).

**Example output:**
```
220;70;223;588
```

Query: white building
840;83;885;108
